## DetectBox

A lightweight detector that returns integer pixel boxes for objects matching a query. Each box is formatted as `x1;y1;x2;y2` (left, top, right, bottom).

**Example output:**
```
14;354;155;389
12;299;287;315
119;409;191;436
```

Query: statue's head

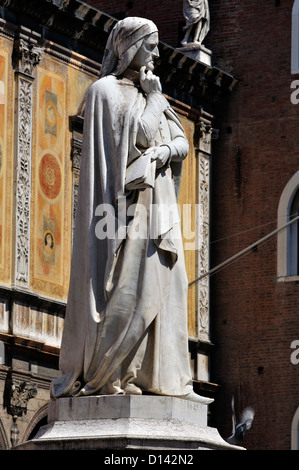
100;17;159;77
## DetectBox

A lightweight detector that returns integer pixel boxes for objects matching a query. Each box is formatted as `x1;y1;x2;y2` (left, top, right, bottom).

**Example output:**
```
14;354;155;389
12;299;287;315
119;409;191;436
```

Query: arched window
292;1;299;74
291;406;299;449
277;171;299;280
288;190;299;275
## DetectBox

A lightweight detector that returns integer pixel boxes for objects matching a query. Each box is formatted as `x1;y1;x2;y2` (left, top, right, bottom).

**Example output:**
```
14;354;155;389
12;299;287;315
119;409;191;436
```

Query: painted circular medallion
39;153;61;200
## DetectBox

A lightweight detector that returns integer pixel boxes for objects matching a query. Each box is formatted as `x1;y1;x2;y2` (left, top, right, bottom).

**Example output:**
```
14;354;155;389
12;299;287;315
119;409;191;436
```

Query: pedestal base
177;44;212;66
14;395;243;450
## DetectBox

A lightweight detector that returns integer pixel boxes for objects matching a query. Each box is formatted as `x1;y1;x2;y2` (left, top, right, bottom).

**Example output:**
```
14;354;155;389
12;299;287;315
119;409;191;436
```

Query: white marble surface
52;18;206;403
13;395;245;450
177;44;212;66
48;395;208;426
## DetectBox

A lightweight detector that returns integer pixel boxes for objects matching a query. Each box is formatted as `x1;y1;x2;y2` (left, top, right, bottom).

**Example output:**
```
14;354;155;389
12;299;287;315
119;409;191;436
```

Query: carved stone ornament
195;115;216;342
13;38;43;285
71;137;82;235
197;150;210;341
71;137;82;171
199;121;212;155
13;38;43;77
7;379;37;447
9;380;37;419
15;78;32;284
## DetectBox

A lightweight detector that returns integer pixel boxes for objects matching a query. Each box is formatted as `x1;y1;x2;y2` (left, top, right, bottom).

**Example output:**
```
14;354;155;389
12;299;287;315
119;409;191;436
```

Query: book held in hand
125;152;156;190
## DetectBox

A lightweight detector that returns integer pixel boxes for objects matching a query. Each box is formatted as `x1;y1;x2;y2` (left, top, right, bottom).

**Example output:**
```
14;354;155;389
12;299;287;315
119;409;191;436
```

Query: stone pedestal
14;395;243;450
177;44;212;66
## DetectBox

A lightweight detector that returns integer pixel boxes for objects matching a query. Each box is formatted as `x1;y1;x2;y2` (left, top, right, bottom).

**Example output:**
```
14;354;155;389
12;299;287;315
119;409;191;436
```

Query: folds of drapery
183;0;210;41
51;75;192;399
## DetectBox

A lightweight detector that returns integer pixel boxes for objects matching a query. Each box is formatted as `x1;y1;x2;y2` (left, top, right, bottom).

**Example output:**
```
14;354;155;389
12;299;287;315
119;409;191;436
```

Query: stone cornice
0;0;237;110
0;333;60;358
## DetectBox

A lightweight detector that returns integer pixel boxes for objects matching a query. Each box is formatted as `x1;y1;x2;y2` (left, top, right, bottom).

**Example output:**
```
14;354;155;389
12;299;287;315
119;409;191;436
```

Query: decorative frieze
71;142;81;238
70;115;83;237
197;151;210;341
12;301;64;348
196;115;218;342
15;77;32;284
199;121;213;155
13;36;43;286
0;297;9;333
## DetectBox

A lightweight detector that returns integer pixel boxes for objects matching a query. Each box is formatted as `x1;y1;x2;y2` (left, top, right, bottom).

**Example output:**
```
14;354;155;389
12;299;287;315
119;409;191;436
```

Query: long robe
51;74;194;398
183;0;210;43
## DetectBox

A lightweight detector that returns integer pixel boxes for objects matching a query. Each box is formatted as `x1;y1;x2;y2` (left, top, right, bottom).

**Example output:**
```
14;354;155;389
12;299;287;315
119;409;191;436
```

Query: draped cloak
183;0;210;43
51;73;194;399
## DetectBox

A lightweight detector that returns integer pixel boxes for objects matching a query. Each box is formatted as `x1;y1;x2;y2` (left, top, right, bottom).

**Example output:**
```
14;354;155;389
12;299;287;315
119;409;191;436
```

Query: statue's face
130;32;159;72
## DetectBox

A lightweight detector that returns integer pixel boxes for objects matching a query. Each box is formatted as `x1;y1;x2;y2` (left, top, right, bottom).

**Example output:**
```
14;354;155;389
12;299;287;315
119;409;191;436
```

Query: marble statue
181;0;210;45
51;17;212;405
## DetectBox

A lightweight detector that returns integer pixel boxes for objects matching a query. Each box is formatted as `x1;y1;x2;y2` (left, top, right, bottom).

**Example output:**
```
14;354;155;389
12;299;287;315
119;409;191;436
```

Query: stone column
194;112;218;383
70;115;83;239
197;117;212;343
12;33;42;287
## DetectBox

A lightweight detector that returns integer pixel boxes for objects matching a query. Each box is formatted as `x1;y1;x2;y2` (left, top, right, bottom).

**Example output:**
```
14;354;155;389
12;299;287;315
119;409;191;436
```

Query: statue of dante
181;0;210;45
51;17;212;405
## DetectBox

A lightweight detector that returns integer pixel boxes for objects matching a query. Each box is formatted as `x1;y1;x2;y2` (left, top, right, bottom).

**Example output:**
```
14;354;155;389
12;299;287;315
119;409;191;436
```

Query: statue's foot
176;391;214;404
124;383;142;395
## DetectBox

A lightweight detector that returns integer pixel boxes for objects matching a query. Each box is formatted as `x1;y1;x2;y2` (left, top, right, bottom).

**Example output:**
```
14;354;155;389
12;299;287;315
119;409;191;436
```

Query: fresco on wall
32;69;66;299
0;48;12;287
178;116;197;338
0;54;6;271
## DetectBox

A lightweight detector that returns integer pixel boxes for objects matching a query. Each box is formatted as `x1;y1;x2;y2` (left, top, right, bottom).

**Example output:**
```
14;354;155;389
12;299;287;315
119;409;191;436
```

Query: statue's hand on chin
139;66;162;95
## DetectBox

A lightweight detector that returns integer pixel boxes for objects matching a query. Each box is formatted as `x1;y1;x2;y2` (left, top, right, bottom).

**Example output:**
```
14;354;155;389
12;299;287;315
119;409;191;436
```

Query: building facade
0;0;235;448
3;0;298;451
85;0;299;451
207;0;299;451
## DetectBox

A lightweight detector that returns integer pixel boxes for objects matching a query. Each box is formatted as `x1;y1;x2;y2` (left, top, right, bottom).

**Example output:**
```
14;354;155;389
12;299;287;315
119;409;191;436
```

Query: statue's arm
135;67;189;167
163;119;189;162
136;92;189;162
136;67;169;149
136;91;169;149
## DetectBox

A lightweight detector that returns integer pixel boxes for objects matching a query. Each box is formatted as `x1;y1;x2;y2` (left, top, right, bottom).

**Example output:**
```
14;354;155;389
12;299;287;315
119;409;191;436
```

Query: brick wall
208;0;299;450
86;0;185;46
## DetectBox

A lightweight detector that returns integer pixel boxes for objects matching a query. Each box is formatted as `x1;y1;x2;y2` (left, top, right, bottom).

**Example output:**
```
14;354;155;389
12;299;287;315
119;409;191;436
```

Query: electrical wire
188;215;299;287
210;212;299;246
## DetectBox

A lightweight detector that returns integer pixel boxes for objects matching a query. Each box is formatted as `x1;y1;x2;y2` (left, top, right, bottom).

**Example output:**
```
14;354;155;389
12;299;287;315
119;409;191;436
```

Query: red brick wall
208;0;299;450
86;0;185;46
